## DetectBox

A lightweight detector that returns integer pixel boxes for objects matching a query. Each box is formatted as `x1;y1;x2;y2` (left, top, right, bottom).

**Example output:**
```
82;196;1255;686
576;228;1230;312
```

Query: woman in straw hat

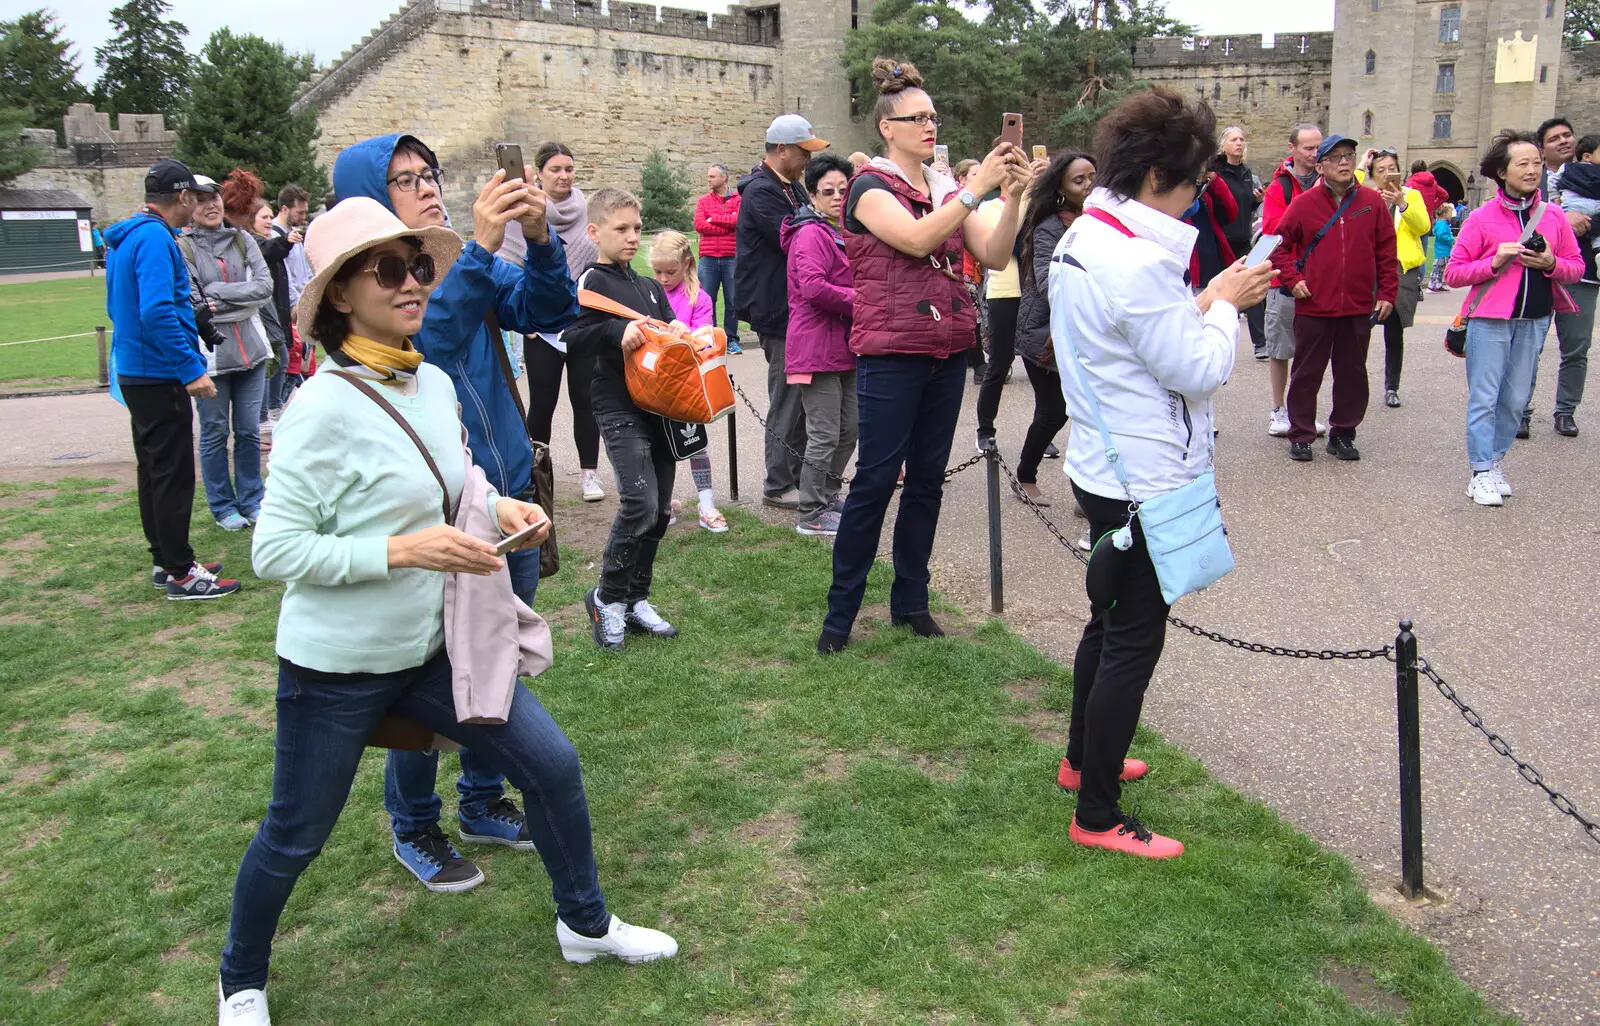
216;197;677;1026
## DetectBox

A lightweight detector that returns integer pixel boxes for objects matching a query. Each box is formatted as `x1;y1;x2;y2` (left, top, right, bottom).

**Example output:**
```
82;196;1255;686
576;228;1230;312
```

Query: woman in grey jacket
1013;152;1094;513
183;172;274;530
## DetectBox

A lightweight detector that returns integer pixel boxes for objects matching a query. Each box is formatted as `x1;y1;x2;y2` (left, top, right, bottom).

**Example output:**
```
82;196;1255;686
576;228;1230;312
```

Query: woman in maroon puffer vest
816;56;1031;654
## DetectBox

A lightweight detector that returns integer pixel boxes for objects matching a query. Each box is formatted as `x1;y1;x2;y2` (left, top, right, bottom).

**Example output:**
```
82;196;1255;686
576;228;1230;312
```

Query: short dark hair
1410;159;1429;175
534;141;574;172
279;183;309;208
1479;129;1542;185
803;152;853;194
1536;117;1574;148
764;142;779;155
393;137;436;167
1094;87;1217;200
1579;134;1600;161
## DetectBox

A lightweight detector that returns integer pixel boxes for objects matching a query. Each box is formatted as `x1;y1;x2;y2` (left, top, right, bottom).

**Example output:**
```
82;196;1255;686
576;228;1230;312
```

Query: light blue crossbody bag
1055;251;1235;605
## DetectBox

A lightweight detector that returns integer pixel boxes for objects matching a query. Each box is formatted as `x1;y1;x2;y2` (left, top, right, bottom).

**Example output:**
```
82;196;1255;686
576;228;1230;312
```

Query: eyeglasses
884;113;942;128
1321;152;1358;165
359;252;436;289
386;167;445;193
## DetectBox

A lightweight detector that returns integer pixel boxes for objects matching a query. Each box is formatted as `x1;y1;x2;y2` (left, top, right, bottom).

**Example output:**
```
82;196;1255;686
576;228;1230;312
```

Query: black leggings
1382;312;1404;393
1017;358;1068;484
525;335;600;469
1066;483;1171;831
976;297;1021;435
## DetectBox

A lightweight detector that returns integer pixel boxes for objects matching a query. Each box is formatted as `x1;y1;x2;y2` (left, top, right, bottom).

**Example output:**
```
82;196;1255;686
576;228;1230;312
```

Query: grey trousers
760;332;807;498
1527;280;1595;418
797;370;858;516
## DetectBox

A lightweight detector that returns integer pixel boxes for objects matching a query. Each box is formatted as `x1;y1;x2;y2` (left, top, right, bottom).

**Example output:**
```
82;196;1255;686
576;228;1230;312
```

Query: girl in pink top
649;231;728;533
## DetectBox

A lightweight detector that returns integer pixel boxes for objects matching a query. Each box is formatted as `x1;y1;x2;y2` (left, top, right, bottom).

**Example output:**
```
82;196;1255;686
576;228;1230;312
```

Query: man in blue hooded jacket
332;133;578;892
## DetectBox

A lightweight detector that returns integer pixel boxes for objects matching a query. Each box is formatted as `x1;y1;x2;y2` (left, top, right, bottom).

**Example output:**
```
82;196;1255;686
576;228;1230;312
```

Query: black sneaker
1325;434;1361;461
1253;345;1269;361
1288;441;1314;462
891;613;945;638
816;629;850;655
1043;442;1061;459
166;564;241;600
584;587;626;651
393;824;485;893
1516;415;1532;440
1555;413;1579;437
152;561;222;588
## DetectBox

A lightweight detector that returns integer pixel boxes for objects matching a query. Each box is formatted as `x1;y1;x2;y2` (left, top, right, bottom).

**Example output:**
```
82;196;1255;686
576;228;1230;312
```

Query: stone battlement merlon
1134;31;1335;66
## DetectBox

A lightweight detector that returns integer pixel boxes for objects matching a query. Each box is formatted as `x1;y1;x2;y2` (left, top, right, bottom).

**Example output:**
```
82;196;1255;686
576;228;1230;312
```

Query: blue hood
103;210;167;249
331;134;438;211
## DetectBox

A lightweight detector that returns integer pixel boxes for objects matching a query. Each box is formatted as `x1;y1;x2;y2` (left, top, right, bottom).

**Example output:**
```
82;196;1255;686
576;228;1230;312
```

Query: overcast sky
27;0;1336;87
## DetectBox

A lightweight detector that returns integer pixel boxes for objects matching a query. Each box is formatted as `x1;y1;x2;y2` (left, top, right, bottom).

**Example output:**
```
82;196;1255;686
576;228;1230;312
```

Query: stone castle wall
12;167;153;224
1558;42;1600;144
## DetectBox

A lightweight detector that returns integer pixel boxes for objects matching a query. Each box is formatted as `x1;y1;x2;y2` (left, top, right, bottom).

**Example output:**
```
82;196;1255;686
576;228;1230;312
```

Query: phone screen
1246;234;1282;267
494;142;524;182
1000;113;1024;151
933;144;949;166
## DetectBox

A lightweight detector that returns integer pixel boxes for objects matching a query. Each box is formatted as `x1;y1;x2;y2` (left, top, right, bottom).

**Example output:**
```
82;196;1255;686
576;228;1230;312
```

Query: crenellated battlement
1134;31;1335;66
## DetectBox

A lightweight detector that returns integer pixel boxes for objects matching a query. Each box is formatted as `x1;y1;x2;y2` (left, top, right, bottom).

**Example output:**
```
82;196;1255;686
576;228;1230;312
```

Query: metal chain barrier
730;378;985;483
1416;656;1600;845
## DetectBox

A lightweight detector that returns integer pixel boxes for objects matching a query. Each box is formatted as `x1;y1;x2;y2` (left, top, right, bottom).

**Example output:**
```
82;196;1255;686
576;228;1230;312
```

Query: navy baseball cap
1316;134;1358;163
145;157;199;194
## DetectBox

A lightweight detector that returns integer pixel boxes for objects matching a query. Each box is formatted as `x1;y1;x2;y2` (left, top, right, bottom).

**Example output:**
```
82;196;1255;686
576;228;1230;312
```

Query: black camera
191;282;229;351
1525;231;1548;254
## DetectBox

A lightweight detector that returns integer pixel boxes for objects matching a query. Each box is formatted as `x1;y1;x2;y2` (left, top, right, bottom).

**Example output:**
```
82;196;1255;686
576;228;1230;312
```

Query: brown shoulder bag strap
484;311;529;422
330;371;455;523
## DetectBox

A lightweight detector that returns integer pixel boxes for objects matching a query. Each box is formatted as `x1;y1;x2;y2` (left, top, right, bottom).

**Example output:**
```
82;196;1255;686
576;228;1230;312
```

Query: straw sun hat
294;196;463;331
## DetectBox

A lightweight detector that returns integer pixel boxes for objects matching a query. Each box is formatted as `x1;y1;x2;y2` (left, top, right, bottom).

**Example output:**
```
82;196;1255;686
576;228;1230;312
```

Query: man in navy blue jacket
332;134;578;892
105;158;241;601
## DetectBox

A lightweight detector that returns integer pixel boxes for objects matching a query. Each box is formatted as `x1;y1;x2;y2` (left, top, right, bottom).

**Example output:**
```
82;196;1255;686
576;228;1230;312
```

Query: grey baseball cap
766;114;829;151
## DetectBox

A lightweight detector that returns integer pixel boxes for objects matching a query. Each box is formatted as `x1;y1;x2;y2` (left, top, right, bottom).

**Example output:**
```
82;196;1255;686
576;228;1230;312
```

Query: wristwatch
958;189;979;212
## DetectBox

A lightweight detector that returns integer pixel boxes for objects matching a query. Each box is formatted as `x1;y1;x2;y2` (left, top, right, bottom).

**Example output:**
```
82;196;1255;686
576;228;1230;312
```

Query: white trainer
1490;460;1514;496
1316;420;1329;438
582;469;605;502
557;914;679;964
1267;407;1290;436
218;980;271;1025
627;599;679;638
1467;472;1504;506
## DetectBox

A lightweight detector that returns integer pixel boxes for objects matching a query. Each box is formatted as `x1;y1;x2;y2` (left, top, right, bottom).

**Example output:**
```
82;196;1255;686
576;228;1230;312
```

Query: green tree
176;28;327;206
640;149;693;232
1567;0;1600;43
92;0;191;124
0;10;90;137
0;104;43;186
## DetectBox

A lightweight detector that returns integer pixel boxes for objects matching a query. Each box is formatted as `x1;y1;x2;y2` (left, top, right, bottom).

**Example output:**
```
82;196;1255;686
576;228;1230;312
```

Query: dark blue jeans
383;549;539;833
824;352;968;636
697;255;740;345
220;645;605;994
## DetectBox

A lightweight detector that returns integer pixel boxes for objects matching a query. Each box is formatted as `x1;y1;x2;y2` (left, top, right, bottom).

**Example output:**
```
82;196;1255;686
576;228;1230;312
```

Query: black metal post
95;326;108;387
984;448;1004;614
726;374;739;502
1395;618;1424;900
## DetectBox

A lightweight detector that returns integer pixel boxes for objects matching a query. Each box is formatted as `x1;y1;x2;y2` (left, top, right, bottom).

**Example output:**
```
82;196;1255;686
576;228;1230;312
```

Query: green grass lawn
0;479;1511;1024
0;277;108;387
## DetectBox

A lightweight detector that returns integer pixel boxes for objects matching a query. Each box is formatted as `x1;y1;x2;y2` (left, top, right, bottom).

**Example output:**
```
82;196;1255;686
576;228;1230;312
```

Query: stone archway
1429;163;1466;203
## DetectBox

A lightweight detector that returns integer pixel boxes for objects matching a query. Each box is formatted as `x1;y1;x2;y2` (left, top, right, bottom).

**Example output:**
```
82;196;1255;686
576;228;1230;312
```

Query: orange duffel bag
577;289;735;425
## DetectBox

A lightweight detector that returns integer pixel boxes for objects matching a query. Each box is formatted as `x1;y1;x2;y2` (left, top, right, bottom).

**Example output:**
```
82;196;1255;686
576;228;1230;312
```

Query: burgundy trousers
1288;313;1373;443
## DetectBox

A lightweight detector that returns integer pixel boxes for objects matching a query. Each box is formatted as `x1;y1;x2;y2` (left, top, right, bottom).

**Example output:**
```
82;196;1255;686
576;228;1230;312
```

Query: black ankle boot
816;629;850;655
890;613;945;638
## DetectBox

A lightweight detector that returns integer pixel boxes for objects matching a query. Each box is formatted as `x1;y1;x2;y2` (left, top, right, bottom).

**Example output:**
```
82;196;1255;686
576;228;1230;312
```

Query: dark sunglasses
359;252;436;289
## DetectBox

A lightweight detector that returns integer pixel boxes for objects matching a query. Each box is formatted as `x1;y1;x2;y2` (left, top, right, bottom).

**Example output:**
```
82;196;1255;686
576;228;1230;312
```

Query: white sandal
698;507;729;533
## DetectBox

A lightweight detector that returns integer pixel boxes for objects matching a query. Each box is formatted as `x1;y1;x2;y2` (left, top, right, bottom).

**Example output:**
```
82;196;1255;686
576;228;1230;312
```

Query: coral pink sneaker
1056;757;1149;791
1069;814;1184;859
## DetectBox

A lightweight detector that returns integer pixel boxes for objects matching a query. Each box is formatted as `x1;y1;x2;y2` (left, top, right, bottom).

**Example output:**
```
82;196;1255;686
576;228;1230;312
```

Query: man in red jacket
693;163;743;353
1270;134;1398;462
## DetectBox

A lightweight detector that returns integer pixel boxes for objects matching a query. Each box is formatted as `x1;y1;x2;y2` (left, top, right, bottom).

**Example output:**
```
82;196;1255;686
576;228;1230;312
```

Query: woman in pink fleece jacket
1445;130;1583;506
650;230;729;533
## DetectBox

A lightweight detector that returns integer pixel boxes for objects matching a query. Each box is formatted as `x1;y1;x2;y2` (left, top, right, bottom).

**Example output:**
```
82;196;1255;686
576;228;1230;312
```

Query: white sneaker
1267;407;1290;436
626;599;679;638
582;469;605;502
1076;527;1092;552
1316;420;1329;438
1467;472;1504;506
218;980;270;1025
557;914;679;964
1490;460;1514;496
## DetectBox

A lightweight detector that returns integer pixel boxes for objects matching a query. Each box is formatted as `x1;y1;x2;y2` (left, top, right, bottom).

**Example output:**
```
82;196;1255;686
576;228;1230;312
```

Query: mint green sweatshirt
252;363;500;673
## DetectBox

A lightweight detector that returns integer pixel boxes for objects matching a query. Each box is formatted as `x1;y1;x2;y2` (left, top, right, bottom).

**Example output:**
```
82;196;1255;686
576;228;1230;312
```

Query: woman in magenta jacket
1445;130;1582;506
782;152;858;536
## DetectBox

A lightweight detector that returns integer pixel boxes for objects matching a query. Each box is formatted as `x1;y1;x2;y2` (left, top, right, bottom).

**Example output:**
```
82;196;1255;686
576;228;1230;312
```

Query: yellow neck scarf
340;334;424;380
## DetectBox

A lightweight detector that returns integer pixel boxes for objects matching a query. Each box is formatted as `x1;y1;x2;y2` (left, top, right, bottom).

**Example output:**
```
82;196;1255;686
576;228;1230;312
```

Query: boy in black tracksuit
568;188;684;650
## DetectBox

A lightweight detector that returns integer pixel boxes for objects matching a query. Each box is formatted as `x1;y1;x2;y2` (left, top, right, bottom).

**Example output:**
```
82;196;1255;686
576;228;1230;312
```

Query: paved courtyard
3;294;1596;1024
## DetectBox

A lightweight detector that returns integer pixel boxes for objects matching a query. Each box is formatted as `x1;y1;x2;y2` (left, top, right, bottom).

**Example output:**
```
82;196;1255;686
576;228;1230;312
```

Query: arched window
1363;111;1374;135
1365;50;1376;75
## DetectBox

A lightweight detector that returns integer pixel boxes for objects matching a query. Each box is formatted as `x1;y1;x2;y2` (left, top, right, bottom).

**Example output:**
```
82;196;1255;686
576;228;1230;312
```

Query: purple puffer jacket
780;207;855;374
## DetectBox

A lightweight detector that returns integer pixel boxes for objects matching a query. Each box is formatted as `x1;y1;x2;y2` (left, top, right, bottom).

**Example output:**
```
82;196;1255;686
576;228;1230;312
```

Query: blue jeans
196;363;266;519
264;341;288;415
698;255;740;345
825;352;968;636
384;549;539;834
1465;316;1550;470
220;648;606;994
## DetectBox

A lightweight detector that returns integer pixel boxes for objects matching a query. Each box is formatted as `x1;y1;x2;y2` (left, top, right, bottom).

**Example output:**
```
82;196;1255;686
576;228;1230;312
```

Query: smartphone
933;144;949;166
494;142;524;181
1246;234;1282;267
1032;145;1047;161
1000;113;1024;151
493;515;548;556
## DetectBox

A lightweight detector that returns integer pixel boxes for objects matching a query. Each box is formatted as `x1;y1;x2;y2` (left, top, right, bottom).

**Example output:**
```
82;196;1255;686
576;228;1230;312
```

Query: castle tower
1331;0;1565;203
776;0;880;155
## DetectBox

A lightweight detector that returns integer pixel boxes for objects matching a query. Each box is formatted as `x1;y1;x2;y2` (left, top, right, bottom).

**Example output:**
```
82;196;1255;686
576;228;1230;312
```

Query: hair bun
870;56;923;95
